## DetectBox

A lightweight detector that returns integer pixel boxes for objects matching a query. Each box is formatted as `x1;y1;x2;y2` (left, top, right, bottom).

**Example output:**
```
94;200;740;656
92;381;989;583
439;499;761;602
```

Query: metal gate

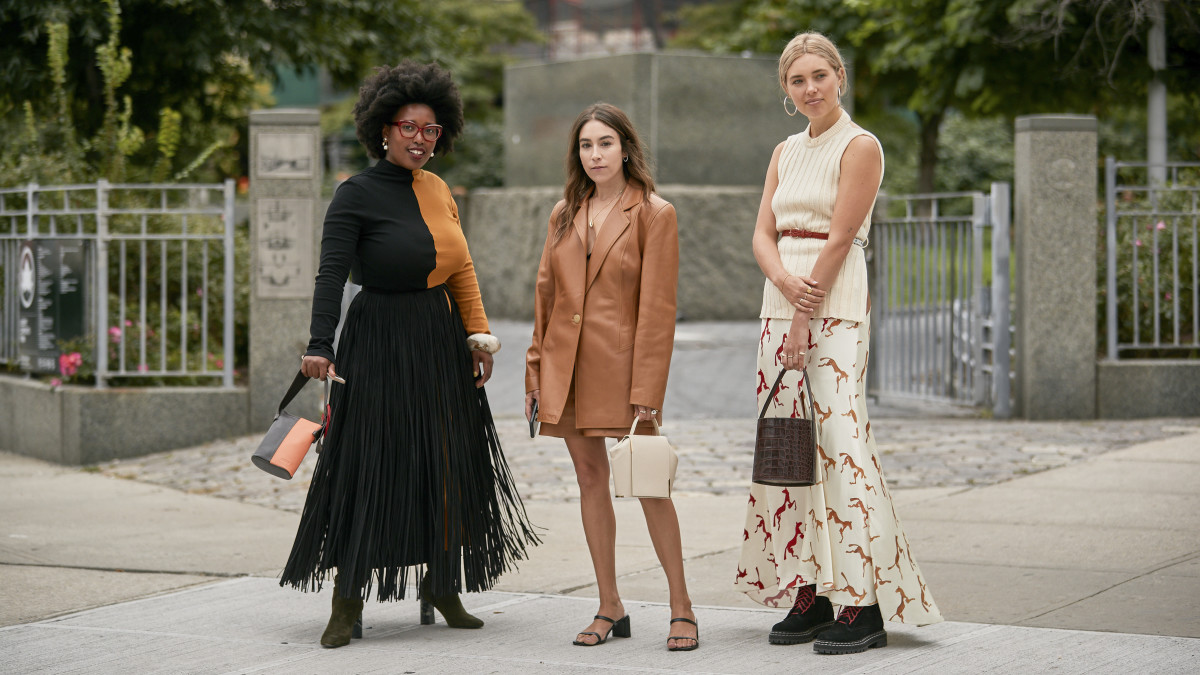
0;179;237;388
867;183;1011;416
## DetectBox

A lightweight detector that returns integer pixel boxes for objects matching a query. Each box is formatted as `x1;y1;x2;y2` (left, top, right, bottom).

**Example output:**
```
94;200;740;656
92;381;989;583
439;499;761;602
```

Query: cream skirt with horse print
734;315;943;626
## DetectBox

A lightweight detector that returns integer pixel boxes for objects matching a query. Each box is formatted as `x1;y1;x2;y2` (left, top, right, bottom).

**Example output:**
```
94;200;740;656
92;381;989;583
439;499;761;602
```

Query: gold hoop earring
783;97;798;117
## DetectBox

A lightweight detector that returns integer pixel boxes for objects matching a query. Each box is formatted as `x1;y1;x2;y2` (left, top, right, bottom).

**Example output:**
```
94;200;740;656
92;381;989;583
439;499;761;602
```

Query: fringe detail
280;286;540;602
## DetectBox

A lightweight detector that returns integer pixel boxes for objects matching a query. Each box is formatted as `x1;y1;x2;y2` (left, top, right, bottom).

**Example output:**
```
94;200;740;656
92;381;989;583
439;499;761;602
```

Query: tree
0;0;539;182
669;0;1200;191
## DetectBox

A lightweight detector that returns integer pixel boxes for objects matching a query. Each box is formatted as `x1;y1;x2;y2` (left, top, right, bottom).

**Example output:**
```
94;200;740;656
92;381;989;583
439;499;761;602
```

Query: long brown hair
555;103;656;243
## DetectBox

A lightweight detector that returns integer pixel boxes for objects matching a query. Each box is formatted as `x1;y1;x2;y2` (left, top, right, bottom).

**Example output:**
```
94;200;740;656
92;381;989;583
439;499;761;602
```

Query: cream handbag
609;416;678;499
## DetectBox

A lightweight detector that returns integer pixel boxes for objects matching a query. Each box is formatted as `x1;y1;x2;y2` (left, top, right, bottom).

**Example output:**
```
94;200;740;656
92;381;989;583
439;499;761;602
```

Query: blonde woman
734;33;944;654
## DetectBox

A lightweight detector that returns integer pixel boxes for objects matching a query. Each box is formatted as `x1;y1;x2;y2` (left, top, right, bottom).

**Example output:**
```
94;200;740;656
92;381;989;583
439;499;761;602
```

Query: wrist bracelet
781;274;793;288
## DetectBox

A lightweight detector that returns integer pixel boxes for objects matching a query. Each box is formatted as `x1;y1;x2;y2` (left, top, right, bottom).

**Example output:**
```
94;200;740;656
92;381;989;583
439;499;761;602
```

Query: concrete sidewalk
3;427;1199;672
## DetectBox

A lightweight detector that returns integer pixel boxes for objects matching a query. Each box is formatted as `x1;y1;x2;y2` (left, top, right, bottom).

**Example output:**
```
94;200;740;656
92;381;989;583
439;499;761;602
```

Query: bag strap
277;370;310;416
758;367;817;421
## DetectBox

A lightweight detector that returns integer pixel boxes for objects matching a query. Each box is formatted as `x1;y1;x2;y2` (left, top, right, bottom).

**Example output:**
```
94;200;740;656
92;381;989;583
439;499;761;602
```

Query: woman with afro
281;61;539;648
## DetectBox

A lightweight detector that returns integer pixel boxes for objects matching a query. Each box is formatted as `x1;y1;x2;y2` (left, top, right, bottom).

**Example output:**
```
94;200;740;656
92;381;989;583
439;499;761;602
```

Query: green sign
16;239;89;374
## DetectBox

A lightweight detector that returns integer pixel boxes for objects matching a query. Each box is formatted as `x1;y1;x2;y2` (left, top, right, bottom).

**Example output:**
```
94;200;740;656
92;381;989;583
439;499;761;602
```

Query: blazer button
572;313;581;324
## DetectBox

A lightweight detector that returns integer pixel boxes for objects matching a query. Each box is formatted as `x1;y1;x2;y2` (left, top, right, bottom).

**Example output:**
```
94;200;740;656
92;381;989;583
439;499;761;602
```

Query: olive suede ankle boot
419;575;483;629
320;575;364;648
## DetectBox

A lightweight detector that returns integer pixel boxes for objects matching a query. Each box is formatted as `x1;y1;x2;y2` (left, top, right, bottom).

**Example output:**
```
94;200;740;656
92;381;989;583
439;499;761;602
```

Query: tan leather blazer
525;185;678;428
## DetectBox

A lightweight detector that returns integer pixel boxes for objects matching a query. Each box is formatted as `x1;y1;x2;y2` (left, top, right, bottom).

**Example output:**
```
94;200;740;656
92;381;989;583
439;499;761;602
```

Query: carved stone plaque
256;132;314;179
255;198;314;299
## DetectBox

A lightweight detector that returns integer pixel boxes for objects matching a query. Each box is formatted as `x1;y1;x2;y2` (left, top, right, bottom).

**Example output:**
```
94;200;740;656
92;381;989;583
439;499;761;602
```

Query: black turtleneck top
305;160;488;360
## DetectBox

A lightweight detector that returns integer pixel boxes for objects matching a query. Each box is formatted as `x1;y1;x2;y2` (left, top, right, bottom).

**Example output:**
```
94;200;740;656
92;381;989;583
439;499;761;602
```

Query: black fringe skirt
280;285;539;602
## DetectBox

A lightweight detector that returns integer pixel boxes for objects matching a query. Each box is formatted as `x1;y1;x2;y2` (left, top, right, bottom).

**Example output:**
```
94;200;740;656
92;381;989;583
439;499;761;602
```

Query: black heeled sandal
667;617;699;652
572;614;631;646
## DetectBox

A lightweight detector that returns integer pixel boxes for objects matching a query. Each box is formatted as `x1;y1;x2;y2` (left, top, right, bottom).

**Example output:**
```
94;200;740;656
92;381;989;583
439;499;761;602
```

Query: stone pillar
248;109;323;429
1012;115;1098;419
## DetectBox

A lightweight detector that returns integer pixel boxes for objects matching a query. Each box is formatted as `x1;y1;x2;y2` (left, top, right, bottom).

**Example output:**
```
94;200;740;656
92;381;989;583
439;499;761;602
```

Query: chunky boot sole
813;630;887;654
769;620;835;645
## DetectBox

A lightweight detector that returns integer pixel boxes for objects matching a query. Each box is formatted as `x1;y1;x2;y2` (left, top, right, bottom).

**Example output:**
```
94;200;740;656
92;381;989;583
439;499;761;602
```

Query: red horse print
762;588;790;607
760;321;772;356
784;521;804;560
840;453;867;484
756;369;769;396
842;397;858;425
826;507;853;543
864;420;872;440
773;488;796;528
754;514;767;534
749;567;765;590
743;528;749;541
735;566;748;582
848;497;873;523
822;319;844;337
774;333;789;366
818;357;850;393
748;493;757;508
762;528;773;552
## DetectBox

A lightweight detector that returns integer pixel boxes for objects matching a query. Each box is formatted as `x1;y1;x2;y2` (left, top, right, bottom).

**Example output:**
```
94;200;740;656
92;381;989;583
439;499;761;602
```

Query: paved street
3;320;1199;673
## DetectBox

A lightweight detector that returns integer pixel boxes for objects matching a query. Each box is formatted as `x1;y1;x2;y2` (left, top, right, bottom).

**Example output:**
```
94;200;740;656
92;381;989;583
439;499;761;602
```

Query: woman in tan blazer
524;103;697;651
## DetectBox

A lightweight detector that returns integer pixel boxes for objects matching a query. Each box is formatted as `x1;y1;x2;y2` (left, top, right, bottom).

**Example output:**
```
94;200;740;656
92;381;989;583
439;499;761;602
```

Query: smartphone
528;399;540;438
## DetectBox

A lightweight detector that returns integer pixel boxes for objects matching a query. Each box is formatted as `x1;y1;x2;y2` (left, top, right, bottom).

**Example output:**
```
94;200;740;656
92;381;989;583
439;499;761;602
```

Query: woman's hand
301;355;337;381
781;311;811;371
472;351;493;388
780;274;826;314
633;404;658;422
525;389;540;421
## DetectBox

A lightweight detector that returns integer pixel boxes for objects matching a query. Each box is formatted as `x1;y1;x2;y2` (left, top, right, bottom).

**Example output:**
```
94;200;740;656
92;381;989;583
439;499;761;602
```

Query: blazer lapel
585;185;643;293
572;198;589;249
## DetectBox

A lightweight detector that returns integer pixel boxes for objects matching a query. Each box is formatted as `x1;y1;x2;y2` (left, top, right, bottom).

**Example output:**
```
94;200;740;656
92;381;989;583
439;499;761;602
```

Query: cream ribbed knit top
760;110;884;322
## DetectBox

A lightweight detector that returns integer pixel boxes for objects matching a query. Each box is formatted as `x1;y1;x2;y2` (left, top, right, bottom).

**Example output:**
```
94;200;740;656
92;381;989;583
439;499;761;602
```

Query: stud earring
783;97;798;117
382;138;389;151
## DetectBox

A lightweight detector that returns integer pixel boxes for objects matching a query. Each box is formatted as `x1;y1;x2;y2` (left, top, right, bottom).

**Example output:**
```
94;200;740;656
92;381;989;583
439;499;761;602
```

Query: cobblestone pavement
93;415;1200;513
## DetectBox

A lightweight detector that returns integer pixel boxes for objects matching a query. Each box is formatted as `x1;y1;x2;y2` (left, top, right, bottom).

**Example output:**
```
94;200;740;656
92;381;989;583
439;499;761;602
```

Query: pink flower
1165;292;1173;301
1156;221;1166;231
125;319;133;326
215;359;224;369
49;378;62;388
108;326;122;343
1135;239;1143;247
137;364;148;373
196;288;204;296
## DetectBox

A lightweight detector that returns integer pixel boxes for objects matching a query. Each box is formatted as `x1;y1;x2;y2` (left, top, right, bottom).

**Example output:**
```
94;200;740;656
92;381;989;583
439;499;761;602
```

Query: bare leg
640;497;697;649
566;436;625;644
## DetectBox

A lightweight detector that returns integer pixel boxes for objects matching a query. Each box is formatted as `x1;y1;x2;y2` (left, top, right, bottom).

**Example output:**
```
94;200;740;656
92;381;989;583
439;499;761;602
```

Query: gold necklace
588;186;626;228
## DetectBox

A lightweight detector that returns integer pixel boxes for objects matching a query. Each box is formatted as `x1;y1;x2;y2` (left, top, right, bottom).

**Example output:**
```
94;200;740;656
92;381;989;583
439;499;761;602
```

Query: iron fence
868;183;1011;416
0;179;236;387
1104;157;1200;359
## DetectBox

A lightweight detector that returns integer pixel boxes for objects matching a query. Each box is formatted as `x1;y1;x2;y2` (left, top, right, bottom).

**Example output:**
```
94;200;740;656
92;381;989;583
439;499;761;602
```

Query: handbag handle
759;368;817;421
626;415;663;437
276;370;331;417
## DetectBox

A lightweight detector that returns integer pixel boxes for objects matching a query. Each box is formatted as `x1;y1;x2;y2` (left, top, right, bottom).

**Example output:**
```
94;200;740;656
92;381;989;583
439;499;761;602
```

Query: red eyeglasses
387;120;442;142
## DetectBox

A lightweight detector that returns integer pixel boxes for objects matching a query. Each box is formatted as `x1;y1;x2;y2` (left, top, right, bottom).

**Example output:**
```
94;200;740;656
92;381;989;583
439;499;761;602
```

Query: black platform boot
769;585;835;645
320;574;364;648
812;604;886;654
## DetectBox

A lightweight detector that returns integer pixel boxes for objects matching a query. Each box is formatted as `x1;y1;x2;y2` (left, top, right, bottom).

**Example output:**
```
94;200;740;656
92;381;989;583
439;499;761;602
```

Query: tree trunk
917;110;943;195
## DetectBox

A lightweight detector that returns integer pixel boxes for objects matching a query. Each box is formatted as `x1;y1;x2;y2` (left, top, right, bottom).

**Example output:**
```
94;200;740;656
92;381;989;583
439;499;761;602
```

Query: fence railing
0;180;236;388
868;183;1011;416
1105;157;1200;360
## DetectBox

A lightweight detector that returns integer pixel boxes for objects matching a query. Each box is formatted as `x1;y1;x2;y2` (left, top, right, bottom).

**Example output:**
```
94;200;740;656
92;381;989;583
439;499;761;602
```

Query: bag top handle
759;368;817;421
626;415;663;437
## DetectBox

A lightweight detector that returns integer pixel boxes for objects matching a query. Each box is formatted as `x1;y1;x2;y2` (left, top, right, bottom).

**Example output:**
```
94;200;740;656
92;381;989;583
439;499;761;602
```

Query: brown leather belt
779;229;868;248
780;229;827;240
